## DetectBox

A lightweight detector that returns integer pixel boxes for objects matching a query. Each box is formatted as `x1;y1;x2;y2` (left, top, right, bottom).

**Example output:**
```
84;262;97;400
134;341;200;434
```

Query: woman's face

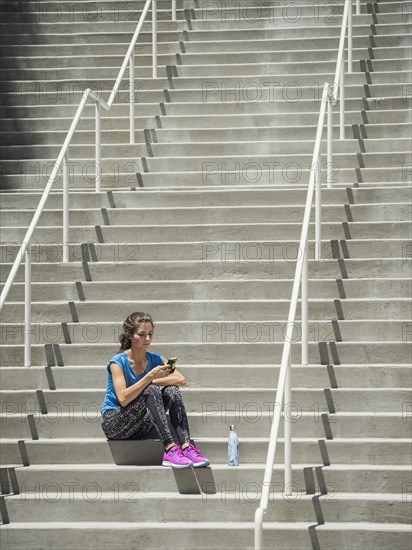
131;322;154;350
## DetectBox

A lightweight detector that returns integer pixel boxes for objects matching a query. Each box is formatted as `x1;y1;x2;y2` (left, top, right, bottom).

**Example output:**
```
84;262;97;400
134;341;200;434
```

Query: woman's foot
182;443;210;467
162;445;193;469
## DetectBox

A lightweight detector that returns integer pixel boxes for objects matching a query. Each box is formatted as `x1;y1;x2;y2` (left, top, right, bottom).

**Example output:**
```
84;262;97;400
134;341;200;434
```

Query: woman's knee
143;384;162;399
162;385;183;403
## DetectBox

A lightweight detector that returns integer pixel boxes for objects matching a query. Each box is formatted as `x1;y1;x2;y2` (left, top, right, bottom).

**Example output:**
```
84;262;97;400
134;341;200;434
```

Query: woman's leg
101;395;154;440
142;384;175;448
142;385;193;468
162;386;210;467
161;385;191;446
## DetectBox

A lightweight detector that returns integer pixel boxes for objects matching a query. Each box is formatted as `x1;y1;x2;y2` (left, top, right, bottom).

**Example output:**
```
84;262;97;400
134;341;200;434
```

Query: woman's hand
149;364;172;381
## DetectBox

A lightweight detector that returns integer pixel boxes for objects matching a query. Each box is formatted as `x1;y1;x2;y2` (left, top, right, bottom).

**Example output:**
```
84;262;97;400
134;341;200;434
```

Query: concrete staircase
0;0;411;548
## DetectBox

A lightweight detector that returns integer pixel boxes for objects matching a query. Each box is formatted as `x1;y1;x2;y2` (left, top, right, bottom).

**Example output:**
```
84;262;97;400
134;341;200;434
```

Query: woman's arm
111;362;171;407
152;368;187;387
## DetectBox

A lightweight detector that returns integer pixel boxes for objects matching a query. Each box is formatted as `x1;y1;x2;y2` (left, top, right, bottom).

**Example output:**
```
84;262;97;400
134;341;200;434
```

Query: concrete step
2;276;410;303
3;203;411;228
31;166;400;190
363;111;412;125
364;123;412;139
1;406;410;440
0;43;181;59
135;81;404;102
0;156;409;187
182;32;409;49
2;190;411;226
0;18;186;34
10;123;409;145
6;63;409;83
1;364;410;390
180;41;410;58
0;0;404;11
161;97;411;114
3;489;410;524
1;316;408;346
3;43;404;64
176;50;410;67
1;339;410;367
0;17;377;35
0;0;181;11
1;285;411;320
5;436;412;465
172;63;411;80
0;187;344;209
1;151;394;180
104;168;410;187
0;49;182;69
0;521;410;550
5;110;409;134
191;0;409;15
9;462;411;496
2;384;410;415
0;137;363;159
1;256;410;285
0;102;160;119
1;185;410;210
2;96;408;116
0;80;385;108
0;28;185;45
3;406;410;440
1;134;411;158
1;9;185;25
1;81;167;100
12;152;393;174
0;64;173;81
5;163;406;190
29;387;412;413
149;124;412;142
130;165;408;187
0;116;162;133
349;137;412;152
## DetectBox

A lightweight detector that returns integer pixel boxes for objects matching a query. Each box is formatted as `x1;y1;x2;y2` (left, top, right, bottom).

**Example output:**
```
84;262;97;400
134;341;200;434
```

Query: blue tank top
101;351;164;415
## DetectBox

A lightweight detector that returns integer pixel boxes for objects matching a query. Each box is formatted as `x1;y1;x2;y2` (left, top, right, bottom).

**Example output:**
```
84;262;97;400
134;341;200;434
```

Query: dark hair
118;312;154;352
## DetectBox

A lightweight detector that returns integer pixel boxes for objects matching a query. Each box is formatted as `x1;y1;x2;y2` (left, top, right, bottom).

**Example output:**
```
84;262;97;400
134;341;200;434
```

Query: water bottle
228;425;239;466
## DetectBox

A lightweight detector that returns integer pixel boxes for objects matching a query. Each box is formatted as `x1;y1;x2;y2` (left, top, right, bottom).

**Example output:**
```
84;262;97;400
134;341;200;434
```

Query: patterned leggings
101;384;191;448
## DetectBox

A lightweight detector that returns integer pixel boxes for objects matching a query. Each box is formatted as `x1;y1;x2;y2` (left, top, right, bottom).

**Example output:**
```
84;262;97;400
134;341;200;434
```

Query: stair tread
8;462;412;471
6;491;409;499
2;520;410;529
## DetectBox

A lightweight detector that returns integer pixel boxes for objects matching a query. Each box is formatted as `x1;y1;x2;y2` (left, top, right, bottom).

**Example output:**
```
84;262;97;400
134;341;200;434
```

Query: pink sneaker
162;445;193;469
182;443;210;467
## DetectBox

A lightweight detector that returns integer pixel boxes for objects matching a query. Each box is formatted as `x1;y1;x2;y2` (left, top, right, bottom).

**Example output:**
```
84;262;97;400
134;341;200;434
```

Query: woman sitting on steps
101;311;210;469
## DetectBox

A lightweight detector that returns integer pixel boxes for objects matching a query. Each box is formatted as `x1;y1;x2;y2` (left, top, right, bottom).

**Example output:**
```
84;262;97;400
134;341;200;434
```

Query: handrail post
301;244;308;366
356;0;360;15
152;0;157;78
172;0;176;21
62;153;69;263
129;51;135;144
348;0;353;73
327;94;333;189
315;154;321;260
339;62;345;140
95;101;102;192
284;352;292;494
24;243;32;367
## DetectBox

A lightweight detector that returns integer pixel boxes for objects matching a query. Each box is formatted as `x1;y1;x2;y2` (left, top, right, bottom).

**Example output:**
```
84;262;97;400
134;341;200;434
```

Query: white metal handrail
254;0;362;547
0;0;177;366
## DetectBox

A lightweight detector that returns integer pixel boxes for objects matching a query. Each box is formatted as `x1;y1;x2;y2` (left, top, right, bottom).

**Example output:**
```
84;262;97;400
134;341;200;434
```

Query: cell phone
167;357;177;371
